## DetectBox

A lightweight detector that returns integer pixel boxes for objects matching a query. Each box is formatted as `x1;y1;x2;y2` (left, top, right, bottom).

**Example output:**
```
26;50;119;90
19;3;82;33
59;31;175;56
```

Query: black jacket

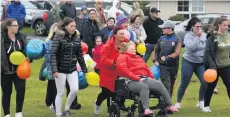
204;32;218;70
143;16;163;44
82;19;101;48
1;31;27;74
60;3;76;19
51;28;87;74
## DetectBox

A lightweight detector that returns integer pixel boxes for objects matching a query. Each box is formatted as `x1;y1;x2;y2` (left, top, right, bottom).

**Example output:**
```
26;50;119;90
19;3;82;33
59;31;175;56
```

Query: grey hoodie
183;31;207;63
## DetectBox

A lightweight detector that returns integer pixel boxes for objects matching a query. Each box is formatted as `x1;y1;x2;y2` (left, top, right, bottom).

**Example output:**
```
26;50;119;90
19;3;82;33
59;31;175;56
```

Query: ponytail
185;17;201;31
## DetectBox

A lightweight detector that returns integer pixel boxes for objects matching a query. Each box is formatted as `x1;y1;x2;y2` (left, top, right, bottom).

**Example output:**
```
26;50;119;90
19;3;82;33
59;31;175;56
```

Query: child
81;5;88;20
116;41;178;116
92;36;104;75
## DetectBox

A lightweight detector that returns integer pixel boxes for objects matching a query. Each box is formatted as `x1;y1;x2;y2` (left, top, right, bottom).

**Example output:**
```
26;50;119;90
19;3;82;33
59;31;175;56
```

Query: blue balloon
150;66;160;80
26;39;45;60
78;71;88;90
43;68;48;79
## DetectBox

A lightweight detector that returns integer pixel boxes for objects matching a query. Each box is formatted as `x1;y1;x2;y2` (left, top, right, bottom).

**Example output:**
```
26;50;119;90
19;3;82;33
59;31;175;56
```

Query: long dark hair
130;15;140;24
185;17;201;31
113;26;124;35
1;18;17;33
58;17;75;30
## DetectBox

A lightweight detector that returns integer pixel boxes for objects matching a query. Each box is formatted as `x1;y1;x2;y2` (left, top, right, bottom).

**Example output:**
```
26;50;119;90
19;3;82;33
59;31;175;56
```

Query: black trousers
96;87;116;110
1;73;26;116
159;65;179;98
45;80;57;107
204;66;230;107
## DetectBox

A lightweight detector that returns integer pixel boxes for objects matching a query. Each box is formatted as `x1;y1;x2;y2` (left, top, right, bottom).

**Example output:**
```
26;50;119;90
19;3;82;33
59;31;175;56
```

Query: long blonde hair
46;23;59;41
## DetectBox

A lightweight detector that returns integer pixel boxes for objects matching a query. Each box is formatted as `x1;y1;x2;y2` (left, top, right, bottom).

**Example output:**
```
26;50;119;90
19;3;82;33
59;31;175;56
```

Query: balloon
204;69;217;83
16;60;31;80
78;71;88;90
43;68;48;79
137;44;146;55
86;72;100;86
83;54;96;72
150;66;160;80
81;42;88;55
26;39;45;60
124;30;130;40
9;51;26;65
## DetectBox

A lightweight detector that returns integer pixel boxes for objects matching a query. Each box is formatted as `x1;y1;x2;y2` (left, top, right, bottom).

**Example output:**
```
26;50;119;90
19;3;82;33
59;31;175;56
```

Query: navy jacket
7;2;26;22
100;26;113;43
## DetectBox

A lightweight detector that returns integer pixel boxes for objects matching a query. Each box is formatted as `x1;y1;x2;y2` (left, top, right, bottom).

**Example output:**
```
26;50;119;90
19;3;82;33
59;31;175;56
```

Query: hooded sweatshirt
183;31;207;63
108;0;122;20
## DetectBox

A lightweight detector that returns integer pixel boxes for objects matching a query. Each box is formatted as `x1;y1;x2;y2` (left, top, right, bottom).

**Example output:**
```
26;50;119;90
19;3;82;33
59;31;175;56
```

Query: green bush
169;14;185;21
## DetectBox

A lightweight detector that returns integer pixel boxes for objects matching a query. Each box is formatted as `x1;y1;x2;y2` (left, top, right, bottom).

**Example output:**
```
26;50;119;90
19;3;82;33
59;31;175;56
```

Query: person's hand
154;61;159;66
161;56;166;61
135;39;140;44
53;72;58;79
196;29;202;37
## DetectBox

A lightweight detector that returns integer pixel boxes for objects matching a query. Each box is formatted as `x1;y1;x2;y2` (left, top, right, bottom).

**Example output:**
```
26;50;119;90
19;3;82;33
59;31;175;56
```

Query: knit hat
81;5;87;11
116;12;128;26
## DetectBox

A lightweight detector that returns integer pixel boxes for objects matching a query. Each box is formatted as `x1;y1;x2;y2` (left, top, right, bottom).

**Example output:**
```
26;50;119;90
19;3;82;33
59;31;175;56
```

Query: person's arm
152;39;161;62
51;37;61;73
7;5;12;18
116;55;140;81
168;35;182;58
100;44;116;68
76;41;87;73
139;26;147;43
184;33;200;51
204;38;217;69
20;5;26;20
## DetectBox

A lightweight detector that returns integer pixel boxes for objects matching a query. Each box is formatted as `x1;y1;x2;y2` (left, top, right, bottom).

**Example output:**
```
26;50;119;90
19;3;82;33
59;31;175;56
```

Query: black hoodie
143;16;163;44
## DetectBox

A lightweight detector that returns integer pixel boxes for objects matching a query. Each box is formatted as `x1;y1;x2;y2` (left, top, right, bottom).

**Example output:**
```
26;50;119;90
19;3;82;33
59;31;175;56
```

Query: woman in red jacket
116;41;178;115
94;26;129;115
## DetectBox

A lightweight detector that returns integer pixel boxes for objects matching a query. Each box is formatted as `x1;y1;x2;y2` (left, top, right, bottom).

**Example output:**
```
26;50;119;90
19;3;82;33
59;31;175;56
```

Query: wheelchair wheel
127;112;135;117
109;103;120;117
138;100;144;114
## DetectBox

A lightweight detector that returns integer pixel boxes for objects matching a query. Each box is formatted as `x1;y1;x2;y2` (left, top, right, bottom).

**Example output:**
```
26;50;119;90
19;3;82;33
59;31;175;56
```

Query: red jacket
116;52;154;81
92;44;104;69
100;36;129;92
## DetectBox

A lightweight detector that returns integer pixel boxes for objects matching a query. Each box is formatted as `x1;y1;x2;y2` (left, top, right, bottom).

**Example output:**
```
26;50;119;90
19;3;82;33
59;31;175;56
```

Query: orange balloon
81;42;88;55
203;69;217;83
16;60;31;80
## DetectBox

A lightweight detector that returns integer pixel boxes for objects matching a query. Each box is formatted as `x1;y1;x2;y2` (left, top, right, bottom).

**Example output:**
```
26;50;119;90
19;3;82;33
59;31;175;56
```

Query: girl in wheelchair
116;41;178;116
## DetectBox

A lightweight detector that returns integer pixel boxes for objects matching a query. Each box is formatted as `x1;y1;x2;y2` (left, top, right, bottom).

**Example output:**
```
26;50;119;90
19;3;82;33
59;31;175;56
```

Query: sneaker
202;107;212;112
63;110;71;117
167;106;179;112
144;109;153;115
94;102;101;115
174;103;181;109
196;101;204;109
70;104;81;110
4;114;11;117
214;88;218;94
49;105;56;113
15;112;22;117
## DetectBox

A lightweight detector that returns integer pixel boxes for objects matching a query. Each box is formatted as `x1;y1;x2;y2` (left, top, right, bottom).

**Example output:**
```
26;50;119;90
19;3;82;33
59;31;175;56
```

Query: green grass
21;26;35;36
2;51;230;117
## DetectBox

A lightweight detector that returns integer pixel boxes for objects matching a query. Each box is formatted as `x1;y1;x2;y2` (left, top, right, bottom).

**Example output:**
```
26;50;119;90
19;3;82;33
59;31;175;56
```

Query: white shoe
174;103;182;109
94;102;101;115
196;101;204;109
5;114;11;117
202;106;212;112
49;105;56;113
15;112;23;117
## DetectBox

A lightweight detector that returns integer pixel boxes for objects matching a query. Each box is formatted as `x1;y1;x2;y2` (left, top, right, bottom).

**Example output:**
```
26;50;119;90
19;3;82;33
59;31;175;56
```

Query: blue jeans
177;58;207;102
143;44;155;63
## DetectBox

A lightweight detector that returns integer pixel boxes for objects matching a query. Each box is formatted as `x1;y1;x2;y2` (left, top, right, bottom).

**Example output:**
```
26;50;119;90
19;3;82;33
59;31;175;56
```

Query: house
150;0;230;20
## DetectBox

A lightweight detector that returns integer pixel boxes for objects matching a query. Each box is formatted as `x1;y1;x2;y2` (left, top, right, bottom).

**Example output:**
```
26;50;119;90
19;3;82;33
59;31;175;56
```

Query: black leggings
204;66;230;107
96;87;116;109
1;73;26;116
46;80;57;107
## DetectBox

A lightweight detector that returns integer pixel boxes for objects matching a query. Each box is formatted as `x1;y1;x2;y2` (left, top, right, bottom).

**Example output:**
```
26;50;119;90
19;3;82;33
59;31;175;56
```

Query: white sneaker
49;105;56;113
202;106;212;112
174;103;182;109
94;102;101;115
15;112;23;117
196;101;204;109
5;114;11;117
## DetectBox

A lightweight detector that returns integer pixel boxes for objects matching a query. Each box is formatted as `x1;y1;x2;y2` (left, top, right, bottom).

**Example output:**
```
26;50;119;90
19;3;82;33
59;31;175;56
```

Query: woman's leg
96;87;111;106
65;71;78;111
177;58;194;103
219;66;230;99
13;73;26;113
127;81;150;109
55;73;67;116
39;60;46;81
144;78;172;106
46;80;55;106
1;74;13;116
194;64;207;101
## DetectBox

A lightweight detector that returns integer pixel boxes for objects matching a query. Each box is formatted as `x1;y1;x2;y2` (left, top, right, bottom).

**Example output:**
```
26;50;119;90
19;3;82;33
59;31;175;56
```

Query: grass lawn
2;51;230;117
21;26;35;36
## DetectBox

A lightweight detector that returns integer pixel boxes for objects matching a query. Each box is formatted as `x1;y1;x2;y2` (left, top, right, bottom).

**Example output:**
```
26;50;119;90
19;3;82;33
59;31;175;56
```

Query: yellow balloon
137;44;146;55
86;72;100;86
9;51;26;65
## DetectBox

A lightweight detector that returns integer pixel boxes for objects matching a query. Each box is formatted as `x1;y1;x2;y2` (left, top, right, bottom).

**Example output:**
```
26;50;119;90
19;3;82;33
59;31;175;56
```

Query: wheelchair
108;78;170;117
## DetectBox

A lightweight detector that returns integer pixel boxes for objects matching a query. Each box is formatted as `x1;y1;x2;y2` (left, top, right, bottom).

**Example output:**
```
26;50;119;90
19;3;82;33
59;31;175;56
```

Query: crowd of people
1;0;230;117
